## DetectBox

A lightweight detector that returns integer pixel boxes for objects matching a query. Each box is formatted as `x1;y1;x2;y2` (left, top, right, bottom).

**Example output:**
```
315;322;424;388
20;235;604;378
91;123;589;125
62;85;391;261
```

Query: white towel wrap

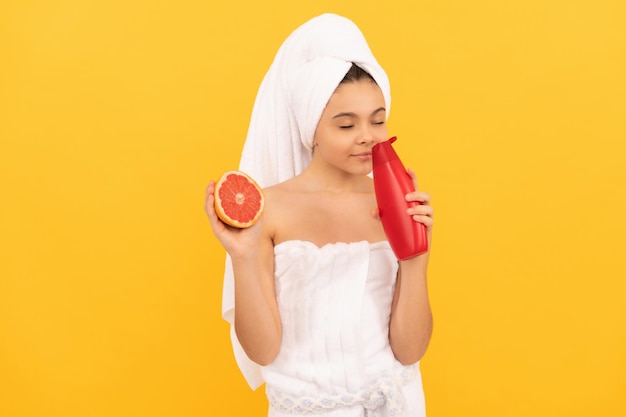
266;364;419;416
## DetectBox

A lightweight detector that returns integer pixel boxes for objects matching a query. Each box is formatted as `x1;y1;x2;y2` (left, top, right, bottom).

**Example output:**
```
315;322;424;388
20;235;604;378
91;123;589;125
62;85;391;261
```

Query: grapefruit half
214;170;265;228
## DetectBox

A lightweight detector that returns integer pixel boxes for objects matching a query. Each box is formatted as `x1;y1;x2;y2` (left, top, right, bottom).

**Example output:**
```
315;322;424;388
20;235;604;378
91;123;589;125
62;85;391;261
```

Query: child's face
312;79;388;175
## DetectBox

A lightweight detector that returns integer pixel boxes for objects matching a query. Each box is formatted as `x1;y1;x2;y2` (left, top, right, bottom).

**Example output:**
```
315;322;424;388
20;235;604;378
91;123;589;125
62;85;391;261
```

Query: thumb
407;167;418;190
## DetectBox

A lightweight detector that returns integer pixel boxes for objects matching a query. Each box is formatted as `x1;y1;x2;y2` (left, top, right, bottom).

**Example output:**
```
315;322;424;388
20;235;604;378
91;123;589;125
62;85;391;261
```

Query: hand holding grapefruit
214;170;265;228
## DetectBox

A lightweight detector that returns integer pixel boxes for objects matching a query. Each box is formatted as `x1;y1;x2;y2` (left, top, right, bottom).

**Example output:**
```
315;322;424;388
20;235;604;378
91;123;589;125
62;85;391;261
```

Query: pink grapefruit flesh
214;170;265;228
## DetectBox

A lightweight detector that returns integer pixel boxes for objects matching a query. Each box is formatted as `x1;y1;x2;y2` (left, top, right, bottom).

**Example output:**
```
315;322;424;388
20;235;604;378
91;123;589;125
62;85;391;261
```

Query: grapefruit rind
214;170;265;228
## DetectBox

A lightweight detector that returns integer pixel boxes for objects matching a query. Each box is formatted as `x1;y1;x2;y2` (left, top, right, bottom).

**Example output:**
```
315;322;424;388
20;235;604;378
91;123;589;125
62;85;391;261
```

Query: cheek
317;135;353;159
375;125;389;141
313;122;336;145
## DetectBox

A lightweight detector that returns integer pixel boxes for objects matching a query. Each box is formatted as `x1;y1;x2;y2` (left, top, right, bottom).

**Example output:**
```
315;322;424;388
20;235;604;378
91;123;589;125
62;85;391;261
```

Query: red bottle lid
372;137;399;168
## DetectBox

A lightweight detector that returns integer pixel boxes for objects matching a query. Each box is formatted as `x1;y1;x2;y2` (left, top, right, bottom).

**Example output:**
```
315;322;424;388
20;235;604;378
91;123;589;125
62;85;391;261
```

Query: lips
351;152;372;161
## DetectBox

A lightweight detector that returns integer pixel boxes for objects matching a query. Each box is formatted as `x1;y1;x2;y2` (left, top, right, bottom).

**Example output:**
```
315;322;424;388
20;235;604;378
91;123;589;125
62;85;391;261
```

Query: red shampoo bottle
372;137;428;260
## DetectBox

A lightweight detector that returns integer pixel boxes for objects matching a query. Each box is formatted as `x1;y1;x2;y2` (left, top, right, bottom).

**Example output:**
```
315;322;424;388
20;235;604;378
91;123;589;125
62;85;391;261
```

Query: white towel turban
221;13;391;389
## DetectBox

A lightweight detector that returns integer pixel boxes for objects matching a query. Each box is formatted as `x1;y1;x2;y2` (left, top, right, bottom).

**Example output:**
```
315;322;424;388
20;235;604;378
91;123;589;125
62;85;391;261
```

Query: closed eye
339;125;354;129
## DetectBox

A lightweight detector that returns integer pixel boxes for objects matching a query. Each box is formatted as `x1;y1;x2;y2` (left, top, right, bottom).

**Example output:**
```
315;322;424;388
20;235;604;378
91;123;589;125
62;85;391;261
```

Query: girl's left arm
388;168;434;365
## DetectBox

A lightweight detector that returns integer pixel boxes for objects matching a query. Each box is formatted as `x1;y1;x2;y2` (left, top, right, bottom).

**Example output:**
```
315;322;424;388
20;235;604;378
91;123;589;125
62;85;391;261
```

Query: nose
358;125;375;145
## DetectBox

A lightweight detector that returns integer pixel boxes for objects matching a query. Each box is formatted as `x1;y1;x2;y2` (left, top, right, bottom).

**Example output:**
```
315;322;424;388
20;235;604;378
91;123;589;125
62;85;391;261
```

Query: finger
405;191;431;205
407;204;434;217
407;167;418;190
205;180;215;199
370;207;380;220
206;205;229;237
411;214;434;229
204;181;225;231
204;181;216;215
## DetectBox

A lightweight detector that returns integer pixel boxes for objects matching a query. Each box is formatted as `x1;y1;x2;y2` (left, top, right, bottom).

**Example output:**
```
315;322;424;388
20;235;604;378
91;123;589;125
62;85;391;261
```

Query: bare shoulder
263;179;299;210
261;178;304;242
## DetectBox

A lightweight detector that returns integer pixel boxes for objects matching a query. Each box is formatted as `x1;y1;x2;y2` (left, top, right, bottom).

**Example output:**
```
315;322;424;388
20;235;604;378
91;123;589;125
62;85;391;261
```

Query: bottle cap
372;136;399;167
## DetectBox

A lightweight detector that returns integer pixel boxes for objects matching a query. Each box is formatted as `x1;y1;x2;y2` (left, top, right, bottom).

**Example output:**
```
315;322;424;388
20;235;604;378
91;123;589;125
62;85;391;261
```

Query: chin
351;167;373;176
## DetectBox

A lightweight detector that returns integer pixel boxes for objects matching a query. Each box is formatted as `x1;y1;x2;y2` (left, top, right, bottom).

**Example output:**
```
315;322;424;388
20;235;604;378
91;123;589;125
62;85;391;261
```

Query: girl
205;13;433;417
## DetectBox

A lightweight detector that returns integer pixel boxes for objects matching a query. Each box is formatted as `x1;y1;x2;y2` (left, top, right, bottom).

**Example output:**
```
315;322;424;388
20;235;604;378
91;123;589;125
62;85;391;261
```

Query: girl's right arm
205;181;282;365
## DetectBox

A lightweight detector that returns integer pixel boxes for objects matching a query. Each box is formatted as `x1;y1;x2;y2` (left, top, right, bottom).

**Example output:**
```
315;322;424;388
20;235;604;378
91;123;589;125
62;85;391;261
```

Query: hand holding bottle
404;168;434;234
371;167;433;251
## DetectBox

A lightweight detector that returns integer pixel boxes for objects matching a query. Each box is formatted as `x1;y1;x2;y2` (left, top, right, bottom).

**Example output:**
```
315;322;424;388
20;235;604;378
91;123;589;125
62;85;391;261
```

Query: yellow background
1;0;625;416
